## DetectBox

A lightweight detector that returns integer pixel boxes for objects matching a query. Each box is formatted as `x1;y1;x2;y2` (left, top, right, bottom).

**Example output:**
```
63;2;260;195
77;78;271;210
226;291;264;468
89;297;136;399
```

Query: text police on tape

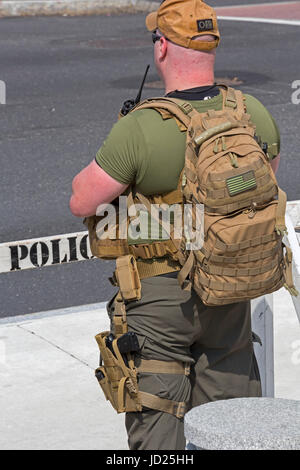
0;231;93;274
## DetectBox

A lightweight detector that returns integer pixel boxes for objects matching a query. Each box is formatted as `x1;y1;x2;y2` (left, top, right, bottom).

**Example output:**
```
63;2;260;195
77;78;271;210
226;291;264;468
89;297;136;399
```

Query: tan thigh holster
95;255;189;418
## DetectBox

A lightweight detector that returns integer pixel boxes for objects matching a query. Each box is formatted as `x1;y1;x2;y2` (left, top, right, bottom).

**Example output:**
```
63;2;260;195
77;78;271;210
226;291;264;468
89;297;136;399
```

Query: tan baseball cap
146;0;220;51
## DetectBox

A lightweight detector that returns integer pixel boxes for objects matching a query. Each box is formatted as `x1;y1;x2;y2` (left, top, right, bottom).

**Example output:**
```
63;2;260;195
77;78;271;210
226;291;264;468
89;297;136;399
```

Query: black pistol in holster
105;331;140;368
119;65;150;118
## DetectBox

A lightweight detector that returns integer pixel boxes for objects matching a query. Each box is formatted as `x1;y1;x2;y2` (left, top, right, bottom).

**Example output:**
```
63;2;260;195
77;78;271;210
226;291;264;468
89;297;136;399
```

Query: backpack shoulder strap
130;97;199;129
218;85;246;121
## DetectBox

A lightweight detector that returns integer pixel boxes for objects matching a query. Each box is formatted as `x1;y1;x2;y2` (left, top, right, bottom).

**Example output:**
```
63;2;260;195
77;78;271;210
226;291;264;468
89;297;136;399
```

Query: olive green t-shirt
96;92;280;195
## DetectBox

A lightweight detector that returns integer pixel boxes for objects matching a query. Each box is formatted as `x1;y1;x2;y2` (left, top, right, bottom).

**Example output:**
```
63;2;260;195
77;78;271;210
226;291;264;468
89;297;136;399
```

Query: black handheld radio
120;65;150;117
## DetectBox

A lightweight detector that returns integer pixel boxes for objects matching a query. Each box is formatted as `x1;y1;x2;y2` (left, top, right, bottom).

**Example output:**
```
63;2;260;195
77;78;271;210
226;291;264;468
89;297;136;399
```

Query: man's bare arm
70;160;128;217
270;153;280;175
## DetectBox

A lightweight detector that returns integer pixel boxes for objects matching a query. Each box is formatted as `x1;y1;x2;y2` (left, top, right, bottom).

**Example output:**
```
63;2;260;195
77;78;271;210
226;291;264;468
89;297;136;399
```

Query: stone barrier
185;397;300;450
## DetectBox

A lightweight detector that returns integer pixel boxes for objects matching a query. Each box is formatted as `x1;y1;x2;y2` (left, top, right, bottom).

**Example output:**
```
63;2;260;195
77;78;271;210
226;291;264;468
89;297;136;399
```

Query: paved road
0;6;299;317
153;0;291;4
216;1;300;18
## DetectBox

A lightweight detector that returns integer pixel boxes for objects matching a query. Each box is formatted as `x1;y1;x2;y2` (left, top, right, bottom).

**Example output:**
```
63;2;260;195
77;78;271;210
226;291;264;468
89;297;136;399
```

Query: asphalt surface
0;7;300;317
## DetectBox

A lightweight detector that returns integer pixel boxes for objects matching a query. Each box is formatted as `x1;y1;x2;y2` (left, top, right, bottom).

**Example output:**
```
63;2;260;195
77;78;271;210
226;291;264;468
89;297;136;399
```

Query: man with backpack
70;0;296;450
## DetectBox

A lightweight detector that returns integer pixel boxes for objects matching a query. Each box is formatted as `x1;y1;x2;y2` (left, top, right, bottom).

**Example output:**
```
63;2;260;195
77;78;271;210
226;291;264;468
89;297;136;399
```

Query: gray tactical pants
107;272;262;450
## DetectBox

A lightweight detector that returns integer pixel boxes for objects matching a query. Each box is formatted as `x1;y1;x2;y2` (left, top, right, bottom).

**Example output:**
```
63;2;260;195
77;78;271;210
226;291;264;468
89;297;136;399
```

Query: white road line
218;16;300;26
216;1;298;10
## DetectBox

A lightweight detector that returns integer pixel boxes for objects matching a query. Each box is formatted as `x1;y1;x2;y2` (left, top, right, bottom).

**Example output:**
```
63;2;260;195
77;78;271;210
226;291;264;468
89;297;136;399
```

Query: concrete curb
0;301;107;325
0;0;157;18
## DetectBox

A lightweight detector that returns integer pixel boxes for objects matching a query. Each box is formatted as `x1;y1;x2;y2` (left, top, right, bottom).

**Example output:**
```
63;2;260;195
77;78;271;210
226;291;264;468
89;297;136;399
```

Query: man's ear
158;36;168;60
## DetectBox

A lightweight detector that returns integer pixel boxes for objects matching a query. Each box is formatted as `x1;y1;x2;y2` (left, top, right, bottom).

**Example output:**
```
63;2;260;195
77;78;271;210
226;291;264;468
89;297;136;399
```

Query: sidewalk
0;303;128;450
0;288;299;450
0;0;157;18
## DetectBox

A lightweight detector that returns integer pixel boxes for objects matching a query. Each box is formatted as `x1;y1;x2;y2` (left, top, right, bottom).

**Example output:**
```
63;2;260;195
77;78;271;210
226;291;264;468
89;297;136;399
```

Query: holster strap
117;376;128;413
283;245;299;297
139;391;186;419
275;188;287;235
137;359;190;376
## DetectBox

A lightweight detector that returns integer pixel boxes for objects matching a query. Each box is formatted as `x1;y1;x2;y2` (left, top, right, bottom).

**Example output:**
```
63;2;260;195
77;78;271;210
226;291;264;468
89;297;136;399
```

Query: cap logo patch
197;19;214;32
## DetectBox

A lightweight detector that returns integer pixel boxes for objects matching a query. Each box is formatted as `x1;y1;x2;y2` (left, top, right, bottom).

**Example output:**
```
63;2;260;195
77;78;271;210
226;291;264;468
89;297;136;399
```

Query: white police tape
0;231;92;274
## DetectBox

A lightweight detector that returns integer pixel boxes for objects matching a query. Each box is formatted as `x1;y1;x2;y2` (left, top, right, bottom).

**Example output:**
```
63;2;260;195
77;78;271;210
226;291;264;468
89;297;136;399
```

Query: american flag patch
226;171;257;197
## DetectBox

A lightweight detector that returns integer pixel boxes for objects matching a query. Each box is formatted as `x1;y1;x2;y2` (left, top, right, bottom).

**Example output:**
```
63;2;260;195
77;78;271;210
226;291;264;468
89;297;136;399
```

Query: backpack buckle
180;102;194;115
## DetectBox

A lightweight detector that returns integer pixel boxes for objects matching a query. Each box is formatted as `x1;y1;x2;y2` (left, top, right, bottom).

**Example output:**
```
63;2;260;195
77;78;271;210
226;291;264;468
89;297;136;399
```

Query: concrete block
185;397;300;450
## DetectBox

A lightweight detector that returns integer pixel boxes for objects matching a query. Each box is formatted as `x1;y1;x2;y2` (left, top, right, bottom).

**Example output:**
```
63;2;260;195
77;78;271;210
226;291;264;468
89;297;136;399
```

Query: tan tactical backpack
130;86;298;306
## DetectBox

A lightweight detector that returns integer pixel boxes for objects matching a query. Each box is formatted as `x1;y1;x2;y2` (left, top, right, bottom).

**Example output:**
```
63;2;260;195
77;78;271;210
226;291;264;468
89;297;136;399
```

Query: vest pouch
84;215;132;260
115;255;141;302
95;331;142;413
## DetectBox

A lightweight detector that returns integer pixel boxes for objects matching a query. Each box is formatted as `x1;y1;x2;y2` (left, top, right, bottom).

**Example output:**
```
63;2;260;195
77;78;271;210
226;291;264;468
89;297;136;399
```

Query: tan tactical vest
86;86;298;306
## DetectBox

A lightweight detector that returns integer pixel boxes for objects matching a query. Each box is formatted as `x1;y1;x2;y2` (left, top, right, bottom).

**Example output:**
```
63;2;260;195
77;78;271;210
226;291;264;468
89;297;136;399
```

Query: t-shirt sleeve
244;94;280;159
95;113;146;185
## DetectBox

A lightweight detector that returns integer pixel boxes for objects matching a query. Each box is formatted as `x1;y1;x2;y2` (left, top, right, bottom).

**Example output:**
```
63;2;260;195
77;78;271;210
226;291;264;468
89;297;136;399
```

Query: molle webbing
205;180;275;208
207;171;272;200
197;268;282;292
205;185;278;214
195;276;285;306
201;256;279;277
208;158;265;182
136;258;180;280
200;241;281;264
130;240;178;260
214;231;279;252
